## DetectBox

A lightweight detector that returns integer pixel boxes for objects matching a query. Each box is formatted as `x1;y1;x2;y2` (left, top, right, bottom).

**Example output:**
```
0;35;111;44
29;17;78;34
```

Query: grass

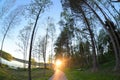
65;69;120;80
0;67;54;80
0;67;17;80
64;61;120;80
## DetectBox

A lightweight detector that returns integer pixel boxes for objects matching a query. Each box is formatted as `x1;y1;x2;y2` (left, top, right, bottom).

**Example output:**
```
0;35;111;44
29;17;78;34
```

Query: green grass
64;61;120;80
0;67;54;80
0;68;17;80
65;69;120;80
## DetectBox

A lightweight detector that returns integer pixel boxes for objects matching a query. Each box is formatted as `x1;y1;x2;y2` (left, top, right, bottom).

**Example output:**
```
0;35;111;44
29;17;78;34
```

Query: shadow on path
49;69;68;80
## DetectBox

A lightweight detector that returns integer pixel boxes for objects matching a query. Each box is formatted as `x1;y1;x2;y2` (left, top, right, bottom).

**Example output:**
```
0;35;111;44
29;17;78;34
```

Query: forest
0;0;120;80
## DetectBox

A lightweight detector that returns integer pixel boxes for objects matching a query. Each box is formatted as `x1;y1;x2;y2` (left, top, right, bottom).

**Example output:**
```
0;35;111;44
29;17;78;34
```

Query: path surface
49;69;68;80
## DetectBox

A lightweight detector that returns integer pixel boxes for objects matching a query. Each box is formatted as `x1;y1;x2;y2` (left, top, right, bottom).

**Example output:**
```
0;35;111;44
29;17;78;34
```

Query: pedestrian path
49;69;68;80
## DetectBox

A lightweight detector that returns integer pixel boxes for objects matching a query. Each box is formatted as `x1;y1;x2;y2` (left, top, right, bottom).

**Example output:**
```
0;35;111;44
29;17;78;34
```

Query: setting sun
55;59;62;68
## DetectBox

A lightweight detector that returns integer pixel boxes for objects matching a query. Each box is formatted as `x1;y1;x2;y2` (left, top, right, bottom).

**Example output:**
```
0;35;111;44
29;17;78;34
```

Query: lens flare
55;59;62;68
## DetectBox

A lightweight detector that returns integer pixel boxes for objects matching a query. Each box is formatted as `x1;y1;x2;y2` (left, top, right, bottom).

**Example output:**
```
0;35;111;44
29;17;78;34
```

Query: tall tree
27;0;52;80
97;29;114;64
17;23;32;68
111;0;120;2
33;36;43;68
0;0;16;18
61;0;120;71
55;14;75;67
44;25;49;69
47;17;56;64
0;8;22;66
40;36;46;68
61;0;98;71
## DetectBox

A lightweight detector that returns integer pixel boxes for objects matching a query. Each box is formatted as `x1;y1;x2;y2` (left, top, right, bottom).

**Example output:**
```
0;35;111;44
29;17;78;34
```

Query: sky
0;0;62;67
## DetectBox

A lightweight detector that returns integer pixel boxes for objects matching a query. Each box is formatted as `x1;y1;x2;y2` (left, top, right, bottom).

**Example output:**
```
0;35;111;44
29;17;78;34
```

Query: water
1;58;23;68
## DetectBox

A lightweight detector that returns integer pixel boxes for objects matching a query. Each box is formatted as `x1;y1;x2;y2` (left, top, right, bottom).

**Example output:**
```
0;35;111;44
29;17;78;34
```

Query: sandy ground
49;69;68;80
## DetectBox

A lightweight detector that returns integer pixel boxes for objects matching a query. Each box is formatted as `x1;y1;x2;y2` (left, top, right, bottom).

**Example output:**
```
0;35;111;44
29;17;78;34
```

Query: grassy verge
0;67;54;80
65;69;120;80
0;67;17;80
65;60;120;80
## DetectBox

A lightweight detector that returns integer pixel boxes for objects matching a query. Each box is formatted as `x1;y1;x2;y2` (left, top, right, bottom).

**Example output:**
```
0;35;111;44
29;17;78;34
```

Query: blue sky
0;0;62;63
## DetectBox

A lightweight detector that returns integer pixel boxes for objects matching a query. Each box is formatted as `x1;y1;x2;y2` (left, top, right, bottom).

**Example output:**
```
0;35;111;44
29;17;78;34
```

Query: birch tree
27;0;52;80
17;23;32;68
0;8;22;66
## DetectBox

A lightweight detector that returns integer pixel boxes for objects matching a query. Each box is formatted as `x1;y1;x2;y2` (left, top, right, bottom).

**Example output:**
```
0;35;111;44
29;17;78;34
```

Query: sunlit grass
0;67;17;80
0;66;54;80
65;68;120;80
11;68;54;80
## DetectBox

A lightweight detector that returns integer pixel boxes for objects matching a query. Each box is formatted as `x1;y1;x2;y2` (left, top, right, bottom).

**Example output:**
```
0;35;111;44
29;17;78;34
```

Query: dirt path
49;69;68;80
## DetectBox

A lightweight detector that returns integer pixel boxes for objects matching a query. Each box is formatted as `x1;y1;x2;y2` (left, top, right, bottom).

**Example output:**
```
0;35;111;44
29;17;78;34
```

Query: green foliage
61;0;120;71
0;50;13;61
31;58;37;68
97;29;115;64
99;60;115;71
28;0;52;15
98;52;115;64
31;58;36;64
